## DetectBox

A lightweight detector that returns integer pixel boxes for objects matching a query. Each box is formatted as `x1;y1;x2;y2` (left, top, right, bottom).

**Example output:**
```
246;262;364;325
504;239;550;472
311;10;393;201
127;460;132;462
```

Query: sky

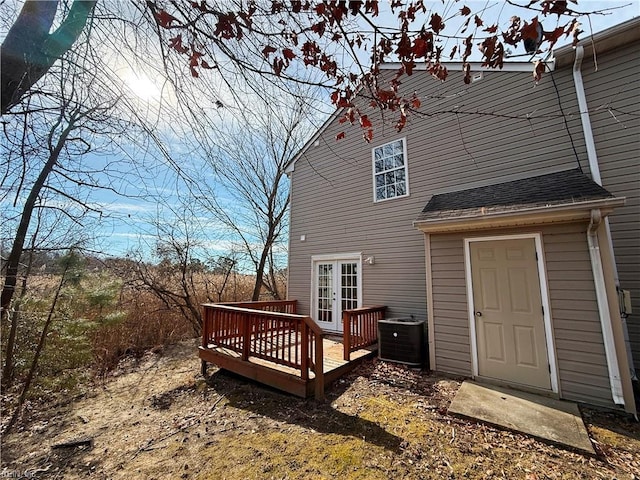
1;0;638;266
102;0;640;257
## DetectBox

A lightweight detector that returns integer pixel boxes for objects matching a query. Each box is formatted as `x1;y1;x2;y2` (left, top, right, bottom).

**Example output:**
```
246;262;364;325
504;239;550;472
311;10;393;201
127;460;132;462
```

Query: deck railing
202;302;325;399
221;300;297;314
343;305;387;361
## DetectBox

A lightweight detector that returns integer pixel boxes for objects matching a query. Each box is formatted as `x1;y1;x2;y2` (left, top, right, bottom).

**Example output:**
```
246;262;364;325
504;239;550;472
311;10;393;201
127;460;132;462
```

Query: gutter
572;46;601;183
413;197;624;233
379;59;556;73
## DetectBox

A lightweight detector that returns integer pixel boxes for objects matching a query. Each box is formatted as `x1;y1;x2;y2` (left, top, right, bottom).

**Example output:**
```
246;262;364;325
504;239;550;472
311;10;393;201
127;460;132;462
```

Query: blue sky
102;1;639;257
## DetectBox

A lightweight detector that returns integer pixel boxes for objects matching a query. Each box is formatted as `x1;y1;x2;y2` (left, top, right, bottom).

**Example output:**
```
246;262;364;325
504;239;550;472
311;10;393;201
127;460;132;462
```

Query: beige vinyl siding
396;67;592;189
580;40;640;371
428;224;613;406
543;224;612;406
289;66;592;322
287;132;429;320
288;36;634;406
429;234;470;376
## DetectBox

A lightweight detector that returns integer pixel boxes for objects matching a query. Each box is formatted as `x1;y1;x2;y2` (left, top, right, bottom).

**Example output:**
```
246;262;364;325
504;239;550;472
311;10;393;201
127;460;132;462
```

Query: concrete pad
448;381;595;455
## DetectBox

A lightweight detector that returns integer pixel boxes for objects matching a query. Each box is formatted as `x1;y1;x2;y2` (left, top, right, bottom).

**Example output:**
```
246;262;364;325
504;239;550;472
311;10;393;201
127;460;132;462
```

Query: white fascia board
379;59;556;73
413;197;626;233
553;17;640;67
285;107;342;175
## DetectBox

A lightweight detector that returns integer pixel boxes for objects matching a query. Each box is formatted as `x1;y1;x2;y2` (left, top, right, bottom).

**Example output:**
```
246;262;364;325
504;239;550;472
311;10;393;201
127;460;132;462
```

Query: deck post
202;306;209;349
241;312;251;361
343;310;351;361
300;322;309;381
314;330;324;401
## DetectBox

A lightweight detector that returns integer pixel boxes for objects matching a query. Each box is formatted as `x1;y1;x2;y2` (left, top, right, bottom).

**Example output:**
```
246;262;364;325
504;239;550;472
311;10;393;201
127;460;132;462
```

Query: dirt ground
2;339;640;479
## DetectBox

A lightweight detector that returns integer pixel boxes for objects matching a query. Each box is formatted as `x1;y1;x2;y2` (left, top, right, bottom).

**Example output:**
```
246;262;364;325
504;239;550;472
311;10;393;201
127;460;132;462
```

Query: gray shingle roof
416;169;615;222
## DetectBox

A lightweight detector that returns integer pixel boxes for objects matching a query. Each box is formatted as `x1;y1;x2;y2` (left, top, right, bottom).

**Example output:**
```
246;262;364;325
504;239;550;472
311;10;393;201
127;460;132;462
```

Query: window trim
371;137;409;203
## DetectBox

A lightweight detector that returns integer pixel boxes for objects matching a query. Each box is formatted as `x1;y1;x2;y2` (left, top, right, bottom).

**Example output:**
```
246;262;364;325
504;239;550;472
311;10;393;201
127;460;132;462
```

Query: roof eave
553;17;640;68
413;197;625;234
285;108;342;175
379;60;555;73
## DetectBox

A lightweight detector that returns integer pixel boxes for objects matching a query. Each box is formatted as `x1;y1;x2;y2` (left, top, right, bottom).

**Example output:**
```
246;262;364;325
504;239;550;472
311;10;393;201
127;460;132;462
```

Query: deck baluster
241;312;250;361
342;306;386;360
200;302;381;400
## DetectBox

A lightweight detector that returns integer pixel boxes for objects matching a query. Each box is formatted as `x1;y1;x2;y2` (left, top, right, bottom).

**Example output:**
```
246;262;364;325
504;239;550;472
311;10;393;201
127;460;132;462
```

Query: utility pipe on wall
573;46;601;183
587;209;624;405
573;45;637;384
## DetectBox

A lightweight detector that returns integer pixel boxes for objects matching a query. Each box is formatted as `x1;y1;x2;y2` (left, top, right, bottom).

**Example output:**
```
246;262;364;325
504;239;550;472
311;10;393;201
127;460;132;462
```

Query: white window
372;138;409;202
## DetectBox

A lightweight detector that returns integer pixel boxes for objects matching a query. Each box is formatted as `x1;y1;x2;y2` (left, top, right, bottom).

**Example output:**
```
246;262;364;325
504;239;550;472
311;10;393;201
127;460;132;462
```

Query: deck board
200;336;377;397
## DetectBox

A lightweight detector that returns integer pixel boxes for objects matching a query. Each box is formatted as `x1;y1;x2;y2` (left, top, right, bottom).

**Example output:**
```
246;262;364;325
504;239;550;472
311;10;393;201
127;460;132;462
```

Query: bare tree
0;6;166;385
0;50;129;321
4;249;84;433
142;0;622;138
127;197;234;333
188;87;312;301
1;195;97;389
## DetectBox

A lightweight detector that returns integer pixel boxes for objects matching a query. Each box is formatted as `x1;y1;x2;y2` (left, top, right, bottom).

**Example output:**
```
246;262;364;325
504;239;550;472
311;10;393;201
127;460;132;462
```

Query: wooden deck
199;302;386;399
200;337;376;398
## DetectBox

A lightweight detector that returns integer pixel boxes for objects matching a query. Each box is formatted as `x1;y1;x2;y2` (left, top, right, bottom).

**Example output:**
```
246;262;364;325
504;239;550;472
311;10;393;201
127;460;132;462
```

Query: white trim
311;252;363;262
464;247;479;378
371;137;410;203
310;253;363;333
424;233;436;370
574;45;631;402
379;60;556;73
587;210;625;405
463;233;559;394
414;197;625;233
554;17;640;66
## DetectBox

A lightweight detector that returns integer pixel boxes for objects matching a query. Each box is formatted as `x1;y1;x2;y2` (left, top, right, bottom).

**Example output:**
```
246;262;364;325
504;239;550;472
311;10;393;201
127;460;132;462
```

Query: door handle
475;311;482;317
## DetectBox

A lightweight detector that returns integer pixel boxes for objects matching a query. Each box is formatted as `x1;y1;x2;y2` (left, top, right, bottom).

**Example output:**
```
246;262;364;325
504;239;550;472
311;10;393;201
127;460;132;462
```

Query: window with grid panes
373;138;408;202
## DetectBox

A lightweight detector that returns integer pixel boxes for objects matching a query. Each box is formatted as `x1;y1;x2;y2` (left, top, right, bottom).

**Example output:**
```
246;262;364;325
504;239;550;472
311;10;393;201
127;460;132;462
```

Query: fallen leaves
2;341;639;479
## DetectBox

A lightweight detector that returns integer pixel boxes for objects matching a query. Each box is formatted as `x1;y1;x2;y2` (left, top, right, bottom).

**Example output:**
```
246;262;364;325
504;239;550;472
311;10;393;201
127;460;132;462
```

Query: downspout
572;46;601;183
573;46;637;382
587;209;624;405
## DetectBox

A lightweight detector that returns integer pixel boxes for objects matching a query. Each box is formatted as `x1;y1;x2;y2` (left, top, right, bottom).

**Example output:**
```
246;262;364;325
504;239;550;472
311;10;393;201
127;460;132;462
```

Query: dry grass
89;288;195;375
1;267;279;411
2;340;639;479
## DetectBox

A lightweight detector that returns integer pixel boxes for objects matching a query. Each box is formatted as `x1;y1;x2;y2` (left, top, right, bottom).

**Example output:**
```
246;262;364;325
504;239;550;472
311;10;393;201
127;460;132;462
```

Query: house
285;18;639;414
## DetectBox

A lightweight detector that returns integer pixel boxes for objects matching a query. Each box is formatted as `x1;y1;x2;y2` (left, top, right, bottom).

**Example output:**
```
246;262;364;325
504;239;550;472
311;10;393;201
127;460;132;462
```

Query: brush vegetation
1;253;280;420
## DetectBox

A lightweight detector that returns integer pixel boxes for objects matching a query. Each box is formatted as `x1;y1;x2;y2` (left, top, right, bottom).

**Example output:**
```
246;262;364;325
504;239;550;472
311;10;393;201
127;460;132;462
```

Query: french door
312;256;361;332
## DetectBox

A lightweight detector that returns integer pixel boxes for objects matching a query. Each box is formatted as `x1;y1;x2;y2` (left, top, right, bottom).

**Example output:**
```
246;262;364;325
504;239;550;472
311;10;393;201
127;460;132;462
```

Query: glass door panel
313;259;360;332
316;263;334;326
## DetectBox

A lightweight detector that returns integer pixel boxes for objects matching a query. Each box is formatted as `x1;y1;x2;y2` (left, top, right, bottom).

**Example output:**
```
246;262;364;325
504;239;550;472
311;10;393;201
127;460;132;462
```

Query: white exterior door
312;256;360;332
469;237;552;391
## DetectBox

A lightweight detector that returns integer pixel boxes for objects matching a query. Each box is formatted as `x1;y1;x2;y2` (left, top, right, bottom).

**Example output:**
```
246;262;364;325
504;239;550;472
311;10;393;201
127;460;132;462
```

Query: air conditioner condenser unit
378;317;426;367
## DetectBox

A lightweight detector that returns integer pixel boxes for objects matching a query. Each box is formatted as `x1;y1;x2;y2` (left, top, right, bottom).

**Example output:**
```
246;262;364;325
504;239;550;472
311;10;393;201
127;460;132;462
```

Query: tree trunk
0;115;76;326
251;239;274;301
5;261;69;432
1;0;96;113
1;248;35;389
